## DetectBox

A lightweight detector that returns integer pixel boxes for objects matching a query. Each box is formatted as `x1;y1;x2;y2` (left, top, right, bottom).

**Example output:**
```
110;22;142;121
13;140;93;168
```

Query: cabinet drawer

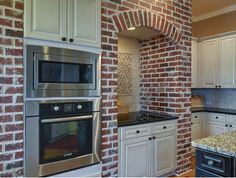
196;167;220;177
152;121;174;134
229;115;236;124
196;148;233;177
207;113;226;122
120;124;151;140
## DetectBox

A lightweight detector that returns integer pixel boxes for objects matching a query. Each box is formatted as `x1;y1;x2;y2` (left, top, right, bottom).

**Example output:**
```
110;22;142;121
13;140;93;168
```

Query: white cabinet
191;113;202;141
207;120;227;136
118;120;177;177
152;133;176;176
25;0;101;48
200;35;236;88
120;136;151;177
206;112;236;136
201;39;218;88
218;36;236;88
191;40;198;88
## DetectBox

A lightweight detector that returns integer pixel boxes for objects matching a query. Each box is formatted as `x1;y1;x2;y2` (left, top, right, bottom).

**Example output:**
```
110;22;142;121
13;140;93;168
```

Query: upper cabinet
195;34;236;88
191;40;198;88
201;39;218;88
24;0;101;48
218;36;236;88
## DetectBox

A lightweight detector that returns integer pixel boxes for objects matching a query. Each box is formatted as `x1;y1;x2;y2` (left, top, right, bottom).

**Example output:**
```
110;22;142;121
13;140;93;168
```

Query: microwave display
39;61;93;84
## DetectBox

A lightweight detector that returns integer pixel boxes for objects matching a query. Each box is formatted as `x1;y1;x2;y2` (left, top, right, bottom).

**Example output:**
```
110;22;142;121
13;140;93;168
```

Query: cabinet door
152;134;176;176
201;39;218;88
191;113;202;141
25;0;67;42
219;36;236;88
229;115;236;131
68;0;101;48
207;120;227;136
119;137;151;177
191;40;198;88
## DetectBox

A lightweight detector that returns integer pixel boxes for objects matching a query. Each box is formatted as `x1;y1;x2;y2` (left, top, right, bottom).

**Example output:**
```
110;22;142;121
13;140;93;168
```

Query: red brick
0;134;13;142
5;124;23;132
0;96;12;103
15;1;23;10
5;142;23;151
0;0;13;7
0;18;12;27
5;9;23;19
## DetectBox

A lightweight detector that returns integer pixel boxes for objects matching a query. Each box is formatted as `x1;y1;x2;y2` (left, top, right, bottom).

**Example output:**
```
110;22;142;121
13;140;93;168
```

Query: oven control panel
39;102;93;116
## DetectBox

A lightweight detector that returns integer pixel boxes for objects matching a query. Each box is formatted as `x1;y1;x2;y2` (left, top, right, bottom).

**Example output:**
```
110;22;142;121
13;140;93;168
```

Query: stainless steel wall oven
25;45;101;98
24;98;101;177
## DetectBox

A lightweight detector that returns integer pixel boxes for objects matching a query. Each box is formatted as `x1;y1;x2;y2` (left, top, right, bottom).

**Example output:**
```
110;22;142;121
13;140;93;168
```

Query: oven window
38;61;93;84
40;118;92;164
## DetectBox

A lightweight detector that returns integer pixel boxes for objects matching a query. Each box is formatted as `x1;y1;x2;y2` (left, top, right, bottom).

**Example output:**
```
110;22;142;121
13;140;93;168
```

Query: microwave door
33;53;96;90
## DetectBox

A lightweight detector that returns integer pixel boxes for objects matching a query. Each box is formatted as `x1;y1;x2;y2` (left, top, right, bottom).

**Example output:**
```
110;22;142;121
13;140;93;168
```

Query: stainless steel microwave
25;45;101;98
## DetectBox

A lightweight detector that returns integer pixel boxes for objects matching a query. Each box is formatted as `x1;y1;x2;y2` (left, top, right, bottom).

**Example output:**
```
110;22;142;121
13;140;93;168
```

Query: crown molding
192;4;236;22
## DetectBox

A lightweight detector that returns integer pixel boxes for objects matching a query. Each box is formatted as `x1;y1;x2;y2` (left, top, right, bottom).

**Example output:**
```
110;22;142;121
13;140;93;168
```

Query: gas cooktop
118;111;177;127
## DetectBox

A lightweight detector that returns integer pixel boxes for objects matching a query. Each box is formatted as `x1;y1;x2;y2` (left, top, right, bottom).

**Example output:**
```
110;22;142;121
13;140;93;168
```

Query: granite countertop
192;131;236;157
191;107;236;115
118;111;178;127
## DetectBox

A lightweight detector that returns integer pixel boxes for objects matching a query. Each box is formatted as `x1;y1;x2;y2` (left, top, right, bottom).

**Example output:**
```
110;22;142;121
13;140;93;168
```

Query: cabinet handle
225;124;228;127
136;130;140;134
149;137;152;140
230;125;232;127
69;38;74;43
207;160;214;166
62;37;67;41
152;136;156;139
163;126;166;129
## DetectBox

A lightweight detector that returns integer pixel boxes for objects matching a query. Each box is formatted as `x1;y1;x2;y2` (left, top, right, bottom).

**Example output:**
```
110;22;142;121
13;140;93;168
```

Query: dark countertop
191;107;236;115
118;111;178;127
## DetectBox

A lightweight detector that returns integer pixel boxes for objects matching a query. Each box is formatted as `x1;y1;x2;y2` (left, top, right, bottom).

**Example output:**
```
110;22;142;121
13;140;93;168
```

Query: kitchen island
192;131;236;177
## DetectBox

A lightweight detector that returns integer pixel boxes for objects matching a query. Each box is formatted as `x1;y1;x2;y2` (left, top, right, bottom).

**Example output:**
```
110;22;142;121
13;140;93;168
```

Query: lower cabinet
152;133;176;176
206;112;235;136
120;137;151;177
118;120;177;177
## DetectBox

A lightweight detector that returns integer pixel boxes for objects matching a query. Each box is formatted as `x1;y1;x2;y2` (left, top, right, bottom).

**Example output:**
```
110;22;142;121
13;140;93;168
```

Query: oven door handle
41;115;93;123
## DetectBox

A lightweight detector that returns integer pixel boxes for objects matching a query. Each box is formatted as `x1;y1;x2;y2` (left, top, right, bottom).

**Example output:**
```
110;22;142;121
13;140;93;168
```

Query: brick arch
111;10;183;44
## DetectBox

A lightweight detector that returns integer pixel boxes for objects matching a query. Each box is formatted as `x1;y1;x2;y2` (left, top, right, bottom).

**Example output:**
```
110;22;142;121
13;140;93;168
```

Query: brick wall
101;0;192;176
0;0;24;176
0;0;191;176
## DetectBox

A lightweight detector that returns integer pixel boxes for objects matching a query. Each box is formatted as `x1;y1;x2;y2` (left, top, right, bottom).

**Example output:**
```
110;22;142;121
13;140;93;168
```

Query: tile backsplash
192;89;236;109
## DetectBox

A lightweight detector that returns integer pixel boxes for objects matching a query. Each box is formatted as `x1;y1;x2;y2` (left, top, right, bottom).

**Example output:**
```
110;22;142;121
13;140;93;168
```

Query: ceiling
118;27;160;40
192;0;236;16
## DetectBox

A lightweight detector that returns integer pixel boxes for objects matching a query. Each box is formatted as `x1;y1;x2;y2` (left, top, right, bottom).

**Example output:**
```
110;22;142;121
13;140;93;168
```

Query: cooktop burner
136;113;153;121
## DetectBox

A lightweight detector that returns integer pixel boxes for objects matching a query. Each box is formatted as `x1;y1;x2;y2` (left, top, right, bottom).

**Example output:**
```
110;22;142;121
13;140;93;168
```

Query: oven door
39;115;93;164
34;53;96;90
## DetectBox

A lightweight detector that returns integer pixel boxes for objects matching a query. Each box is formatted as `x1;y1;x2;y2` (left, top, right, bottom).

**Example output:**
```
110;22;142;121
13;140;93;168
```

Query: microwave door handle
41;115;93;123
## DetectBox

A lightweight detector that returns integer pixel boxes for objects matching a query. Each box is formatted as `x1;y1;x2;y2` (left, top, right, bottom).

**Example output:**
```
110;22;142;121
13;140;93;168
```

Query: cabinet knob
136;130;140;134
219;85;221;88
69;38;74;43
62;37;67;41
215;86;218;88
207;160;214;166
195;116;198;118
152;136;156;139
225;124;228;127
216;117;218;119
230;125;232;127
149;137;152;140
191;122;193;125
163;126;166;129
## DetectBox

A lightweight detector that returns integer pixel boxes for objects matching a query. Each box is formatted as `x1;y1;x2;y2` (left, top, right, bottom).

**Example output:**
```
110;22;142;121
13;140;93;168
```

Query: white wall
117;36;140;113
